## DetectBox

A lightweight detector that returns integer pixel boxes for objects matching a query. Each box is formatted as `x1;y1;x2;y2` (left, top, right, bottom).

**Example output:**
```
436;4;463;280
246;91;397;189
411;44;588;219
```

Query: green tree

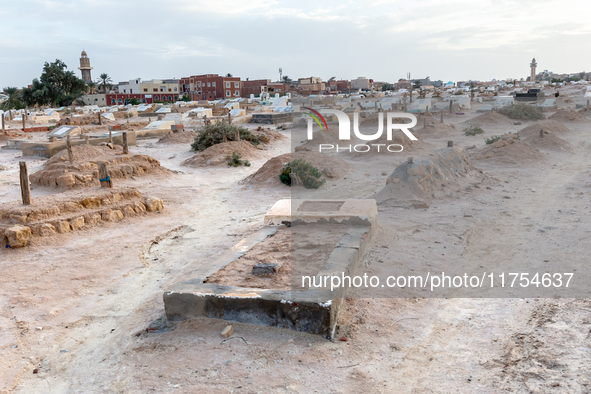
0;87;25;110
21;59;86;107
97;73;113;94
282;75;292;84
226;73;233;77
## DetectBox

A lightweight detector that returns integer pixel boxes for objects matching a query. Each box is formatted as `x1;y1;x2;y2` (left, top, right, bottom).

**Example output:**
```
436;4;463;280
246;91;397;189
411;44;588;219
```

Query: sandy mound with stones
244;151;350;187
518;120;571;135
182;141;262;167
549;109;587;122
463;112;513;126
373;147;489;206
468;134;546;165
517;122;573;152
30;145;170;188
519;128;572;152
157;130;197;144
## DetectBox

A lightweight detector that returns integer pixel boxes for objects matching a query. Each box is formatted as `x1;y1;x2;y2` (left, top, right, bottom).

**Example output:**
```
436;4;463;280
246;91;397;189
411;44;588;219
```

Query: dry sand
2;100;591;393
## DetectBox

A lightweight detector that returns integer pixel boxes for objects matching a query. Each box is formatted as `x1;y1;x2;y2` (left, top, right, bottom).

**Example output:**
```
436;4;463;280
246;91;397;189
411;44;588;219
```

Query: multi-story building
297;77;325;94
351;77;371;90
106;79;180;105
179;74;242;101
241;79;289;97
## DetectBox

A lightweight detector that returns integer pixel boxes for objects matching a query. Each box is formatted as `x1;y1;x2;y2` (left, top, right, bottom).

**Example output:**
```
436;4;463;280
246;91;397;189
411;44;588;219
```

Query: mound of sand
295;128;341;152
413;122;457;136
30;144;170;188
157;130;197;144
244;151;350;186
468;134;546;165
373;147;488;206
182;141;262;167
518;120;571;135
463;112;512;126
257;129;286;143
517;122;573;152
549;109;587;122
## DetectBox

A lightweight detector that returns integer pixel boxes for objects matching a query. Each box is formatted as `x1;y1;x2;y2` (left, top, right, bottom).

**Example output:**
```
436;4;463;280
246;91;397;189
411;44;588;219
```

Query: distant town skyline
1;0;589;88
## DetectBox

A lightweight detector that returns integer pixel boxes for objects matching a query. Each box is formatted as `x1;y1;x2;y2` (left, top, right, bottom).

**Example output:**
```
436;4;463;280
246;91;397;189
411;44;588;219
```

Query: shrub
226;152;251;167
464;125;484;136
191;122;261;151
485;135;501;144
498;103;545;121
279;159;326;189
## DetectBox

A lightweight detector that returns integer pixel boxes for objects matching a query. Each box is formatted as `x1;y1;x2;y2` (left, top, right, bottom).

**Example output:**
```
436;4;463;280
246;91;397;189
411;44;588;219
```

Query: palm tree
0;87;24;110
97;73;113;94
86;81;97;94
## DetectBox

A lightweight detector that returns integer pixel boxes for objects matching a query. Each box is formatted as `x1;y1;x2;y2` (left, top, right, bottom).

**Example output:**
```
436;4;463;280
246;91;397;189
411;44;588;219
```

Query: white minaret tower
530;58;537;83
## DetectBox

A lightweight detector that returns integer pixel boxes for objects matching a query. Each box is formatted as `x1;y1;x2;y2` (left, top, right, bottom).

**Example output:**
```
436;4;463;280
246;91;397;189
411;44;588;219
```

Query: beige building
80;93;107;106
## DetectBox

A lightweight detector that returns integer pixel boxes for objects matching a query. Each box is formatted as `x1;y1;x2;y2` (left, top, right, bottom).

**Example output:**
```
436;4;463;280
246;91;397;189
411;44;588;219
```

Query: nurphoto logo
302;107;419;153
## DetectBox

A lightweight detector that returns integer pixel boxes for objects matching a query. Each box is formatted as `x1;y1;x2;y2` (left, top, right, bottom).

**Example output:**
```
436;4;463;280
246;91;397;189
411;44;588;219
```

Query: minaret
78;50;93;83
530;58;537;83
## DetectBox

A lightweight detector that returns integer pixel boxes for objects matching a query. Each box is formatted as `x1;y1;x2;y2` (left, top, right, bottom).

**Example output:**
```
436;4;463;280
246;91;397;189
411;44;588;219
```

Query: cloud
1;0;590;88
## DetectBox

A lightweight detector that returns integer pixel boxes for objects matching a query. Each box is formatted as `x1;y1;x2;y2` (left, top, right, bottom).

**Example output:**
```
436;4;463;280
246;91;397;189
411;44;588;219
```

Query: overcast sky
1;0;589;88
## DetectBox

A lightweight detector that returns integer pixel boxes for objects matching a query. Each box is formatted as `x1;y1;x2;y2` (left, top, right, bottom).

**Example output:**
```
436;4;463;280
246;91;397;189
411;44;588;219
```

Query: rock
81;197;100;209
416;203;430;209
69;216;85;231
10;214;27;224
74;174;94;184
84;213;101;226
0;164;8;171
251;262;279;276
5;225;32;248
101;209;124;222
133;201;146;213
56;174;76;188
144;197;164;212
106;143;114;149
382;171;387;176
63;202;83;212
122;205;136;217
56;221;71;234
39;223;57;237
221;325;234;338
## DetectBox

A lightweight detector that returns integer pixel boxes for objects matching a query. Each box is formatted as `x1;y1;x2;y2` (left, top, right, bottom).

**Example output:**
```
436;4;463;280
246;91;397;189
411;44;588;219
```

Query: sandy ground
1;96;591;393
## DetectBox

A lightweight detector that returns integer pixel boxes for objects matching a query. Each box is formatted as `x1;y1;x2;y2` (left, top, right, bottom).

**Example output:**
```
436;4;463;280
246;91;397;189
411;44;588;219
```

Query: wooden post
98;162;112;188
228;113;232;124
204;115;207;126
98;111;102;125
66;135;74;163
123;132;128;154
1;112;4;131
440;109;444;123
22;113;25;131
85;135;89;144
109;130;113;143
587;100;589;112
19;162;31;205
222;134;228;143
540;128;544;138
449;100;452;114
235;129;240;141
448;141;453;147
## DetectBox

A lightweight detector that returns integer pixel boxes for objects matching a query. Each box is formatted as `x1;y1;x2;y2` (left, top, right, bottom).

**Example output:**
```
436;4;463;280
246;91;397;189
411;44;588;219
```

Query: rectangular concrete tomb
163;199;377;338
